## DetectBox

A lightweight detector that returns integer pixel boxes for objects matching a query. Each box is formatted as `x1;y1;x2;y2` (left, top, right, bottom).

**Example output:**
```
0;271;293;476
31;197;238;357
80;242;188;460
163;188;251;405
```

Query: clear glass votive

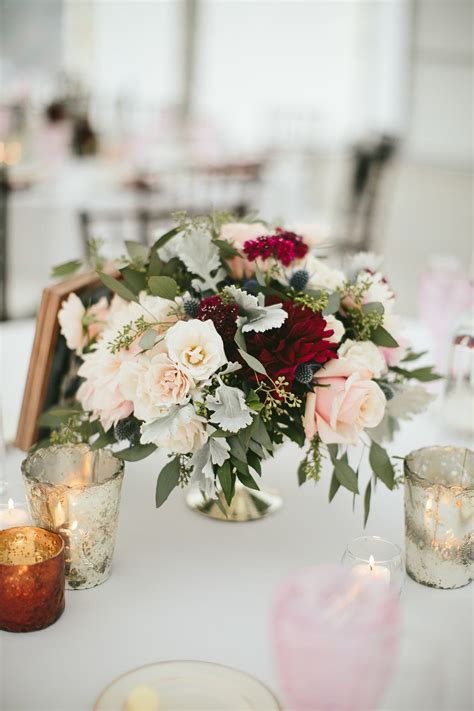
404;446;473;589
0;526;65;632
22;444;124;590
342;536;405;594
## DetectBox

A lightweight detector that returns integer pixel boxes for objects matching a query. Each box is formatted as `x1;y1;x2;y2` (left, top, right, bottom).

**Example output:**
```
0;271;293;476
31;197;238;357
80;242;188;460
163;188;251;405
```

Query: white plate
94;660;281;711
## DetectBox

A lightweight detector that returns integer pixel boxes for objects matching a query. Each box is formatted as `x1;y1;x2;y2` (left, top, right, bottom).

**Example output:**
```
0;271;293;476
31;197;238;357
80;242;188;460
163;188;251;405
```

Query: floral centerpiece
46;213;438;522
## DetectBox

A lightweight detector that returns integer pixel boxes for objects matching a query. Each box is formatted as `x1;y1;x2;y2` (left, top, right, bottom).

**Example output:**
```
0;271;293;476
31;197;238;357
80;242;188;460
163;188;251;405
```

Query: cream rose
58;293;86;352
165;319;226;380
220;222;268;280
140;404;208;453
121;352;194;422
338;339;386;378
324;315;345;344
303;357;386;445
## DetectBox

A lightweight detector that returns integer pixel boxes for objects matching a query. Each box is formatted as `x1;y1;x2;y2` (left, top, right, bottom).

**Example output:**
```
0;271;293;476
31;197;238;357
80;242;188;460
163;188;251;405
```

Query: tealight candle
0;498;30;530
352;554;391;585
342;536;404;593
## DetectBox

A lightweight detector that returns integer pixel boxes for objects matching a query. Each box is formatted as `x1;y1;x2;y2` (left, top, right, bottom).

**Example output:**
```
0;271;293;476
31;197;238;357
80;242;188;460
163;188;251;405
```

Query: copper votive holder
0;526;65;632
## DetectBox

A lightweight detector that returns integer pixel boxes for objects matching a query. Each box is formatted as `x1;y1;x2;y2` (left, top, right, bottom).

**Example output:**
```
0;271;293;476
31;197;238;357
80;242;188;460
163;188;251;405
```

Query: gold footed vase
185;482;282;522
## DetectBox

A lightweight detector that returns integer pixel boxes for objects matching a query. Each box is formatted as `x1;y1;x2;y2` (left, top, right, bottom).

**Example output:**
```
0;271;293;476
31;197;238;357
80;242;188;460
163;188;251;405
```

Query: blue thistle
243;279;259;292
290;269;309;291
183;297;200;318
379;383;395;401
114;417;139;442
295;362;315;384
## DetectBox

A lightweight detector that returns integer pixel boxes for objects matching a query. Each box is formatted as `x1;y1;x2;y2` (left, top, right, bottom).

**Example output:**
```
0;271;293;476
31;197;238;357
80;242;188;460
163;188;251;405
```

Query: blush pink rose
303;358;386;445
220;222;268;280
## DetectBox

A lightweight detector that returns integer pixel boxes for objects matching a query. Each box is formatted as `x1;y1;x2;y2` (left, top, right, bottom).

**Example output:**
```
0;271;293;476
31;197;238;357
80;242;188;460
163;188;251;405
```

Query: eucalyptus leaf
120;266;147;295
323;292;341;315
155;456;181;508
334;458;359;494
234;328;247;351
115;443;157;461
148;276;178;300
51;259;82;279
369;440;395;490
238;349;267;375
98;272;139;303
148;249;163;277
371;325;399;348
364;480;372;527
152;226;181;251
139;329;159;350
217;460;233;505
328;470;341;501
362;301;385;316
125;240;149;263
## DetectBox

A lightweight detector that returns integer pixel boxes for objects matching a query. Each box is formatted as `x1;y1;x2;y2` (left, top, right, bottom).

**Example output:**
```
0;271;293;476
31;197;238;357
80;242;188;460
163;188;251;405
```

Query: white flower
338;339;387;378
140;405;208;454
165;319;226;380
324;315;345;344
58;293;86;353
304;254;345;292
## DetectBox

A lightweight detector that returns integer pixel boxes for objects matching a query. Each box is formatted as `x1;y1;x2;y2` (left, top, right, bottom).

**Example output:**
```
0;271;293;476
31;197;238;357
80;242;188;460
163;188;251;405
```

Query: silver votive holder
404;446;473;589
22;444;124;590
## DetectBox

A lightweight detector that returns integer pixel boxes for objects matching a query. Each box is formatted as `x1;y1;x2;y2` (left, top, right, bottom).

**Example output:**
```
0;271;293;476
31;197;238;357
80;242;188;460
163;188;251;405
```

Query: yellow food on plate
124;685;160;711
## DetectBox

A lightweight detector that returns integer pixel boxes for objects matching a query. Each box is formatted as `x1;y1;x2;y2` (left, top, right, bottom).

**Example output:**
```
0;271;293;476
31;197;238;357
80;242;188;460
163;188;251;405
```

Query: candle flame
369;555;375;571
7;498;14;510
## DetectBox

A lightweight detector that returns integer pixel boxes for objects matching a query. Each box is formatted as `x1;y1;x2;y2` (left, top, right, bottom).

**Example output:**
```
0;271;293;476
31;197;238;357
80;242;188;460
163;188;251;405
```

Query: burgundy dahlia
245;301;338;388
243;229;308;267
196;295;238;342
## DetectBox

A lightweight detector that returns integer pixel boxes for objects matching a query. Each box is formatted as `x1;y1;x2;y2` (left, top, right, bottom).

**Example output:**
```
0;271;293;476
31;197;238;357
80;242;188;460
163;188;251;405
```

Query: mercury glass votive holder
404;446;473;589
0;526;65;632
22;444;124;590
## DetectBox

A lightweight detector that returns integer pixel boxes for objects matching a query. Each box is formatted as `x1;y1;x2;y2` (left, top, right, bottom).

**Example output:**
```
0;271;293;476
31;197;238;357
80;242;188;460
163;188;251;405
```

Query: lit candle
352;555;391;585
0;498;29;530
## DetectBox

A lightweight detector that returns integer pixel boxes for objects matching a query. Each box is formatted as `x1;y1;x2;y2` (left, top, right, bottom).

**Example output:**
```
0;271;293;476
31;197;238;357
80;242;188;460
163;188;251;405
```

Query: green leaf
217;460;233;505
148;249;163;277
297;460;307;486
125;240;149;264
247;450;262;476
371;325;399;348
334;458;359;494
234;328;246;351
362;301;385;316
229;436;247;463
246;389;264;412
51;259;83;279
328;470;341;501
152;226;181;251
98;272;139;303
391;365;441;382
238;349;267;376
251;418;274;452
236;470;260;491
323;292;341;315
327;444;339;465
369;440;395;490
115;443;157;461
248;439;265;458
91;429;116;450
120;266;147;295
161;257;182;277
363;480;372;527
155;456;181;508
148;276;178;300
255;261;266;286
233;458;250;476
139;329;159;350
401;349;427;363
214;239;240;258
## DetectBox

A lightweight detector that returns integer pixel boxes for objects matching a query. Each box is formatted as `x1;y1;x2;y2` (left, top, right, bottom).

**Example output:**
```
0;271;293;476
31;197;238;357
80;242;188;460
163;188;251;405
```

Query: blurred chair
337;134;398;255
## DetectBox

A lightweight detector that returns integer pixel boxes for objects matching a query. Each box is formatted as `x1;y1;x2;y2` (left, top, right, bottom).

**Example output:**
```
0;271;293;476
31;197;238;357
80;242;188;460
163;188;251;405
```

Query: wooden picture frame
15;271;108;451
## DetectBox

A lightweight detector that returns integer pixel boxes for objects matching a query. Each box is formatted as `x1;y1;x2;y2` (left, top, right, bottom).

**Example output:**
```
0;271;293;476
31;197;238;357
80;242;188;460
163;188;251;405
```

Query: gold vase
185;482;282;522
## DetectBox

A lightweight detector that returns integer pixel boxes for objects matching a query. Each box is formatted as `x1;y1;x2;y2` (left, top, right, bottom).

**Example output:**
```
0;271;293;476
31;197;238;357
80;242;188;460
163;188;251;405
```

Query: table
0;321;472;711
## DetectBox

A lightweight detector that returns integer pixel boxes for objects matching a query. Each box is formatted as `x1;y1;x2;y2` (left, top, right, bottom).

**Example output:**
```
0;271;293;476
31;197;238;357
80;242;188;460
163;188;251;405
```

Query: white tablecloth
0;321;472;711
